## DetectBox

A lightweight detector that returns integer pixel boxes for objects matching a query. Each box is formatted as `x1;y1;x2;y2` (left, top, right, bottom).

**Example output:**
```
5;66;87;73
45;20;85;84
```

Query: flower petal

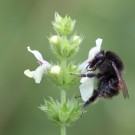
24;69;34;78
78;60;89;73
24;64;50;83
88;38;102;60
79;77;94;101
96;38;102;47
27;46;45;63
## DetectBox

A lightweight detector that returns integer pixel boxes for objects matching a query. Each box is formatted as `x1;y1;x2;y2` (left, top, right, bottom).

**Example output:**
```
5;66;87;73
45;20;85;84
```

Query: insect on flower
72;38;129;109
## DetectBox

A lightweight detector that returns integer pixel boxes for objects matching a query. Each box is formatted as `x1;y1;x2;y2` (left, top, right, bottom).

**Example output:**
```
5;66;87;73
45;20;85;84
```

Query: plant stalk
61;90;66;104
61;125;66;135
60;58;67;135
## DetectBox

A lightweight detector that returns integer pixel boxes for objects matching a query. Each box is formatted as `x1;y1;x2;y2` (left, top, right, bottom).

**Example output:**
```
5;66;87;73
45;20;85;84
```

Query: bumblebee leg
70;73;101;78
82;90;98;109
88;60;103;71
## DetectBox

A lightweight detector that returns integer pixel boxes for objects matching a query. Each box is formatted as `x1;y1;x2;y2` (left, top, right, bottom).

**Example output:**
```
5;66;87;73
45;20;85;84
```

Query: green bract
47;64;80;89
49;35;82;60
50;13;83;60
40;97;82;127
52;12;76;35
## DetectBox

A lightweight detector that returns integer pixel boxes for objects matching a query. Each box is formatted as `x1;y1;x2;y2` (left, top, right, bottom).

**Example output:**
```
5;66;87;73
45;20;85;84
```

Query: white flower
78;38;103;101
50;65;61;74
24;46;51;83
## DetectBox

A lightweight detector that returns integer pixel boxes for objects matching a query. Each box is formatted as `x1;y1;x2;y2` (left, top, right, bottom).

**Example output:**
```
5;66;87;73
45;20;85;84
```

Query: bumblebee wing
112;62;129;99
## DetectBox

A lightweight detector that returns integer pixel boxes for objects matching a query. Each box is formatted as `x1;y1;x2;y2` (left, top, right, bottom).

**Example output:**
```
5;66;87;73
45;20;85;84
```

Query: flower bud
72;35;82;45
49;35;60;45
51;65;61;74
73;36;79;41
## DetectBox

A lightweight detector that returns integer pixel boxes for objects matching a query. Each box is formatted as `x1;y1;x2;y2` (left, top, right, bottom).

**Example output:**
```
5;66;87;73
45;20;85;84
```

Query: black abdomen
98;77;119;98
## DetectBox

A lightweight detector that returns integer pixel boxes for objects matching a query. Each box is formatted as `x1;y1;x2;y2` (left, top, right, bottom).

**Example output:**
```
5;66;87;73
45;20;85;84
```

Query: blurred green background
0;0;135;135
